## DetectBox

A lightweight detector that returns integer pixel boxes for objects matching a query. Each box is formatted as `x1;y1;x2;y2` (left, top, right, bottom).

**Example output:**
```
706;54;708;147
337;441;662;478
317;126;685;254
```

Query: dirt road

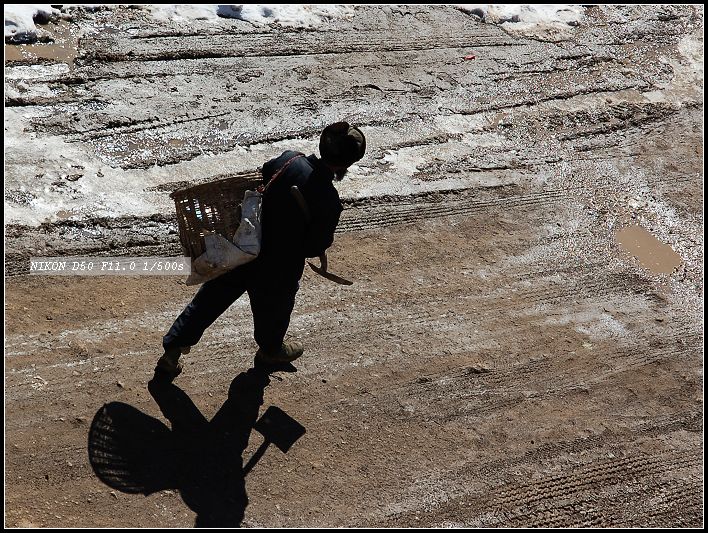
5;5;703;527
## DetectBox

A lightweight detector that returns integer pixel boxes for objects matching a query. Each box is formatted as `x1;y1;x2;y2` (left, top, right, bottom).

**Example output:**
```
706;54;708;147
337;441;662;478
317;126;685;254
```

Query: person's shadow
87;364;304;527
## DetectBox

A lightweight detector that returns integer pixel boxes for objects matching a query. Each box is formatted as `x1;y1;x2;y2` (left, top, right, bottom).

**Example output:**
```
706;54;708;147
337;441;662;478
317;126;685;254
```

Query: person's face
333;167;348;181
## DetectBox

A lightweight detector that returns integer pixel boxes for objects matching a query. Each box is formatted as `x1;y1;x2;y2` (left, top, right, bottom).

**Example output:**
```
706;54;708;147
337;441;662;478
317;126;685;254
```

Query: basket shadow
88;366;296;527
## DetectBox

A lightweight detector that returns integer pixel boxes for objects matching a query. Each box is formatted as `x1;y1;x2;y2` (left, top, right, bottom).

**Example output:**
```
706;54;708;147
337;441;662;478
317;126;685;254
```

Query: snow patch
4;4;106;43
540;308;630;341
4;107;168;225
456;4;584;26
455;4;586;39
222;4;354;27
677;32;704;77
148;4;354;27
6;4;354;44
146;4;221;22
4;4;60;43
643;30;704;104
4;63;70;80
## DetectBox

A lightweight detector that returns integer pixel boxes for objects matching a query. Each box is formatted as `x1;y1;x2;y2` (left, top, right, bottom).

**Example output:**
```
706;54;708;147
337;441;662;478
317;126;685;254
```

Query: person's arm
304;205;342;259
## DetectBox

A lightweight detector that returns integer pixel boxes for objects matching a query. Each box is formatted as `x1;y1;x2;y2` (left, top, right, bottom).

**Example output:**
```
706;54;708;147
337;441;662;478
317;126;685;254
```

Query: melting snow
4;4;61;43
6;5;585;44
455;4;584;26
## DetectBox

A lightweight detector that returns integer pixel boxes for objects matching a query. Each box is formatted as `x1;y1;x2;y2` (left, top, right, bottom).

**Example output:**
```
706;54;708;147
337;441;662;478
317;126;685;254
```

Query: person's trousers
163;263;299;355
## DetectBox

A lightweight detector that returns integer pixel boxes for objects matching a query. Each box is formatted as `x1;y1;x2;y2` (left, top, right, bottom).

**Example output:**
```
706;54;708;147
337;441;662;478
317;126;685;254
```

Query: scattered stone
467;364;491;374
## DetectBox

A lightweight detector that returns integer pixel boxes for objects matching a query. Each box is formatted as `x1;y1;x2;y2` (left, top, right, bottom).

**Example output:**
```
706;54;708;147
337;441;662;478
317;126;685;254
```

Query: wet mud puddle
615;225;683;275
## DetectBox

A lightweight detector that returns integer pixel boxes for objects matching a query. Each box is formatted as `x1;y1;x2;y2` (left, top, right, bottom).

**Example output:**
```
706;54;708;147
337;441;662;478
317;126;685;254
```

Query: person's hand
319;253;328;273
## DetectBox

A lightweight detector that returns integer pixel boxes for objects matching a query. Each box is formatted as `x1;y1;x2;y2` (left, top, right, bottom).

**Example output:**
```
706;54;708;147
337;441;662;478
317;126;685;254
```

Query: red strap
257;154;304;194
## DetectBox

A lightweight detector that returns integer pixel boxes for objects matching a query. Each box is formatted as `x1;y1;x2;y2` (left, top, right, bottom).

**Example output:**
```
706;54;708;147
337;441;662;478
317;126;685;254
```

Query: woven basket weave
170;171;262;260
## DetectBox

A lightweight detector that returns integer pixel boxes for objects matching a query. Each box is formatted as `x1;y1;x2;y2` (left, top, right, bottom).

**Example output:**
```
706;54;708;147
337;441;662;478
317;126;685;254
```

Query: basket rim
169;170;262;199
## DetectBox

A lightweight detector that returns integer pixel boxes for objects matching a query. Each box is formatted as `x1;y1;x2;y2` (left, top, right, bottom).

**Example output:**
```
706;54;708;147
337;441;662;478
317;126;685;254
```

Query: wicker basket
170;171;262;260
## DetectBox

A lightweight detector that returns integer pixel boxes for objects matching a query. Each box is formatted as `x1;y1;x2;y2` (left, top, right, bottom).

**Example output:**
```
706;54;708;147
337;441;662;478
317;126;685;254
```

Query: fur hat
319;122;366;167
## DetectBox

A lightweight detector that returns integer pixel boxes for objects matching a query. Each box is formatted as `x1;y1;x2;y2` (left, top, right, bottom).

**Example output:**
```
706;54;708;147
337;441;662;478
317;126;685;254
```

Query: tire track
368;407;701;526
63;111;232;142
640;485;704;527
337;189;567;232
489;452;699;509
4;186;568;276
79;29;519;63
9;268;695;402
334;269;659;335
377;449;702;527
332;328;701;423
38;82;650;167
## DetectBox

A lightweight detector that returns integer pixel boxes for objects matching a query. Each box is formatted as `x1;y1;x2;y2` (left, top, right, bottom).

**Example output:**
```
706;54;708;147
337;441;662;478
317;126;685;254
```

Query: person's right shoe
255;342;304;365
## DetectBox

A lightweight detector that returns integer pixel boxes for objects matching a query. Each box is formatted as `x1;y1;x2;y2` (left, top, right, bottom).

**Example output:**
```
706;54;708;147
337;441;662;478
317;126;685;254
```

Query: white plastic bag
232;190;262;256
185;190;263;286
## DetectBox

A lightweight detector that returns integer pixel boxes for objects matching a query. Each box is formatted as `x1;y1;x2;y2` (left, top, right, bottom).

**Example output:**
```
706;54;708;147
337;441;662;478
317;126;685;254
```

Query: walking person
155;122;366;381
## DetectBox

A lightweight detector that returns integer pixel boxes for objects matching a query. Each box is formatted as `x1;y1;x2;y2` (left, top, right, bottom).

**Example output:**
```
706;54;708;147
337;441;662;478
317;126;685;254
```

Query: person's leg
248;279;300;357
162;267;249;358
156;268;249;380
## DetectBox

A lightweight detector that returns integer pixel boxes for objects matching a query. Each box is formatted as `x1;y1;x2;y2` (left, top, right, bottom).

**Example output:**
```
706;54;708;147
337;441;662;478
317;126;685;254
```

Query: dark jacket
258;151;343;279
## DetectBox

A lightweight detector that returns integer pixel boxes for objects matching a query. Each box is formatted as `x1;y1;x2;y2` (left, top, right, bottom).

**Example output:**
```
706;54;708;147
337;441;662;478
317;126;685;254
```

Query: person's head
319;121;366;180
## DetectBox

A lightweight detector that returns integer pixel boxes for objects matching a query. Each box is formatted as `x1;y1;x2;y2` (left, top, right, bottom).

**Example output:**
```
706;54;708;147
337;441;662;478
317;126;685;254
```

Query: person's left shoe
153;346;189;381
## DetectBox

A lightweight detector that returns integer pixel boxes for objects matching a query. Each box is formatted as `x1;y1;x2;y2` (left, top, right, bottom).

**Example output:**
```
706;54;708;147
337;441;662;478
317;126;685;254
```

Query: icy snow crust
4;4;106;42
5;4;584;44
4;4;356;43
4;4;60;43
4;4;598;226
455;4;584;26
148;4;355;26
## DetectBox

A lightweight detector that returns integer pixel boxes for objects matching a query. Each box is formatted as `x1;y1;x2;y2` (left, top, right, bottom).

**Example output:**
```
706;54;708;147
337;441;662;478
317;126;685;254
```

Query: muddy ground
4;5;704;527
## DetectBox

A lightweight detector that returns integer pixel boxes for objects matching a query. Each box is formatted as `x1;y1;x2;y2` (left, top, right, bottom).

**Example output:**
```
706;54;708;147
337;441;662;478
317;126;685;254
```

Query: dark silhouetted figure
88;367;303;527
157;122;367;379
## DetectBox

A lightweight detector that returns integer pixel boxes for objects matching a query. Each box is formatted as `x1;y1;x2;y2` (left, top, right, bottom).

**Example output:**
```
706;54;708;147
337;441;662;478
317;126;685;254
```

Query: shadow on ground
87;364;305;527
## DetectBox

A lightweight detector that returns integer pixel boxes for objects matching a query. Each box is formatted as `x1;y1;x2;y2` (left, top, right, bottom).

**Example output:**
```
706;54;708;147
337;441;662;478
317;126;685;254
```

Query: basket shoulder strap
259;153;304;194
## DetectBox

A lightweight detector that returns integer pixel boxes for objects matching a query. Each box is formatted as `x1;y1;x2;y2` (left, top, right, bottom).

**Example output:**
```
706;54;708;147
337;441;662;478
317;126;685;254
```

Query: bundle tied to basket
170;171;263;285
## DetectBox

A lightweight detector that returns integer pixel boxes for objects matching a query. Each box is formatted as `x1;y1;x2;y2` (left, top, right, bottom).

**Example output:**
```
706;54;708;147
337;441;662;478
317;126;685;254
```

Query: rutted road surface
4;5;703;527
